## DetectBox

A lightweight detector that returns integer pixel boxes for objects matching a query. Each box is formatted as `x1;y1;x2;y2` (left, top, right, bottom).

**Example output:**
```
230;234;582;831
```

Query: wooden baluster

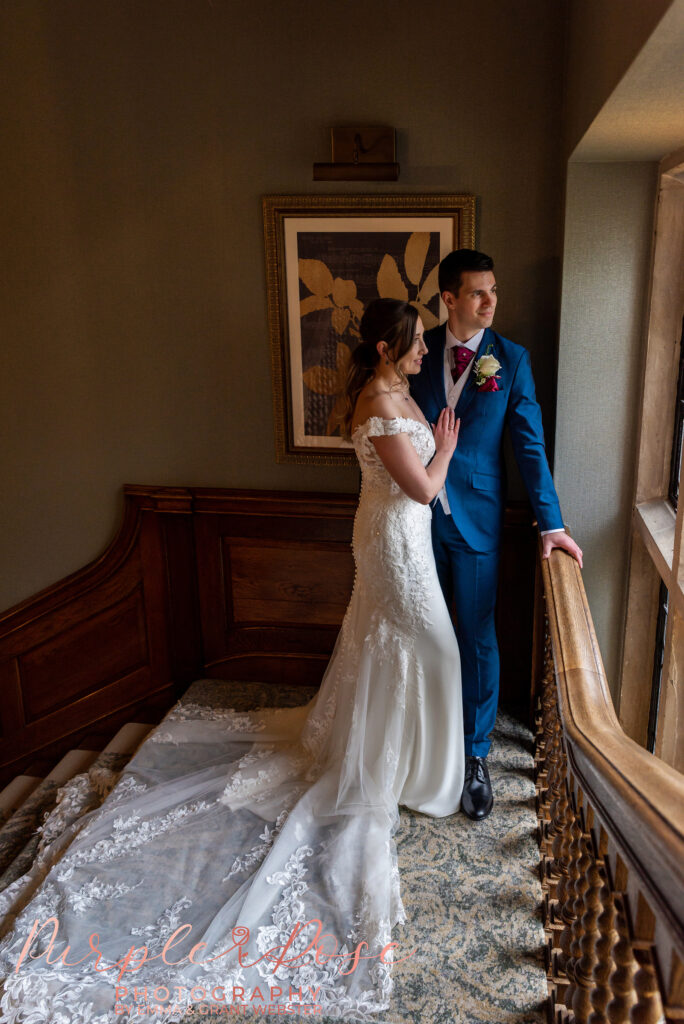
558;816;584;975
565;831;594;1011
588;883;618;1024
545;742;569;846
542;736;570;935
665;943;683;1018
540;719;563;819
551;782;575;909
541;764;576;1015
629;957;665;1024
536;697;557;794
606;895;638;1023
535;627;556;783
546;781;573;910
572;858;604;1023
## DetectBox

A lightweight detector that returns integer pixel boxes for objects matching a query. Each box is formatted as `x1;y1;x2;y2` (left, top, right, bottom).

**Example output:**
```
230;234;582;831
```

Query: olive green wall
0;1;566;612
554;162;659;695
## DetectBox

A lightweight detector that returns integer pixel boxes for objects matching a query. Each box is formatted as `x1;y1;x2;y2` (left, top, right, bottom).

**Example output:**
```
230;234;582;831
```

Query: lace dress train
0;417;464;1023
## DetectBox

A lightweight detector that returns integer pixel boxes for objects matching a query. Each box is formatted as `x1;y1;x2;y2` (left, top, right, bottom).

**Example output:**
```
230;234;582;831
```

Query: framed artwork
263;194;476;464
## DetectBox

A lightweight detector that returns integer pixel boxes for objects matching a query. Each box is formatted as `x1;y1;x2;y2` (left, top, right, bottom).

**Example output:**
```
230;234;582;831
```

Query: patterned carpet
391;712;547;1024
183;681;548;1024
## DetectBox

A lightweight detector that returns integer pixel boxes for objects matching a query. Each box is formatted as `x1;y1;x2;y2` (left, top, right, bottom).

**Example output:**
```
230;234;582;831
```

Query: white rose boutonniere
473;346;502;392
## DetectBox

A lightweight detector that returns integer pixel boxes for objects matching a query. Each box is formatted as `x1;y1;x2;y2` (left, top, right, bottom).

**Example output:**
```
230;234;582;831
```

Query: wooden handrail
537;546;684;1021
542;549;684;930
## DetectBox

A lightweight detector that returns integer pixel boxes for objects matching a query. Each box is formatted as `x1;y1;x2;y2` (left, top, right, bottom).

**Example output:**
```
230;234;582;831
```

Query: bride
0;299;463;1023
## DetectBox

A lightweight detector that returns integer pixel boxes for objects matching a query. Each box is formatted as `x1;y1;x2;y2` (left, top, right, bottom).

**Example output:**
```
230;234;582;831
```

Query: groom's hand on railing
541;530;583;568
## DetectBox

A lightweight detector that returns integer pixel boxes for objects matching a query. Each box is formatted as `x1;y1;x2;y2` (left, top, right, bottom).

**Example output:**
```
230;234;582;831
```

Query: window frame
618;148;684;772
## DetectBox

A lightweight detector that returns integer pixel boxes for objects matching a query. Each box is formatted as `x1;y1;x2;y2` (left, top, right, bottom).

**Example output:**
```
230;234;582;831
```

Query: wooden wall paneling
227;540;354;625
159;509;204;696
121;486;203;702
0;485;539;784
0;667;157;767
137;507;171;693
0;489;181;785
0;542;144;662
0;660;24;740
192;489;357;686
18;693;171;782
20;586;149;721
0;539;150;774
193;509;231;666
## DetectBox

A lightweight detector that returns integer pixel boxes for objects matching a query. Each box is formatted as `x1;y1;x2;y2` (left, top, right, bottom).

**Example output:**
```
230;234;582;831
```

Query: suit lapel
427;323;448;409
454;328;495;420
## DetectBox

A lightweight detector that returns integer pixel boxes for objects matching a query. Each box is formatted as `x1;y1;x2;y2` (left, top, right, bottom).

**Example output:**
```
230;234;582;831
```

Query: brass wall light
313;126;399;181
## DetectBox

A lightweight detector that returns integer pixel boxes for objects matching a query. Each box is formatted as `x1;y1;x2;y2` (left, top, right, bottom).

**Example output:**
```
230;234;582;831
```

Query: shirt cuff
540;528;565;536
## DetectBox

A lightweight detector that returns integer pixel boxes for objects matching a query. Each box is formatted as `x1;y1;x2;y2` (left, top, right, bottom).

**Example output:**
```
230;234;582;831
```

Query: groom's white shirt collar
445;325;484;352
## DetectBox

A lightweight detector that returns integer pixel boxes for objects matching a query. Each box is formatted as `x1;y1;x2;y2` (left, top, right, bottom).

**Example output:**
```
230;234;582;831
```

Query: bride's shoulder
351;391;405;435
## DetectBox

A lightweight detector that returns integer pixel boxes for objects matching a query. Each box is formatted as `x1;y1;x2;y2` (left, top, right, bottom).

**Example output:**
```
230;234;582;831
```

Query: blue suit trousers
431;501;500;758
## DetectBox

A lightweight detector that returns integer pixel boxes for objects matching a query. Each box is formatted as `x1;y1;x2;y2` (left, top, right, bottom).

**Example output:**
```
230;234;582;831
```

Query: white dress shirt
437;325;562;535
436;327;483;514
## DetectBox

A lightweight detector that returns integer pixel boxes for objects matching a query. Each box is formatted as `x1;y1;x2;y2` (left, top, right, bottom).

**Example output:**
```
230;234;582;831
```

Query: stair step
0;731;152;893
0;727;152;858
0;752;98;838
88;724;153;799
0;776;43;827
103;722;154;754
45;749;99;785
0;752;100;876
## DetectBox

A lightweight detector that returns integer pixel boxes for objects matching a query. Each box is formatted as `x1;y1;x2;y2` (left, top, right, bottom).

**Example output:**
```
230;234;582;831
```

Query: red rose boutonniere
473;346;502;392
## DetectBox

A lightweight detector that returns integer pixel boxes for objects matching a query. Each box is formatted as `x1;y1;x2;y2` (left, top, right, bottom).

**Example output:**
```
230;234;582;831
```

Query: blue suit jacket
410;325;564;552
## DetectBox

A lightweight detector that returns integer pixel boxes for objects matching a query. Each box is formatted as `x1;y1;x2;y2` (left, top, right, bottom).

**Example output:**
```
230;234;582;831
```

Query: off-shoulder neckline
351;415;432;437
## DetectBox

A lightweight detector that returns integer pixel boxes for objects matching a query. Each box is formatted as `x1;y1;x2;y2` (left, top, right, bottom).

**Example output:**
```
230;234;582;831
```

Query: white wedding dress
0;416;464;1023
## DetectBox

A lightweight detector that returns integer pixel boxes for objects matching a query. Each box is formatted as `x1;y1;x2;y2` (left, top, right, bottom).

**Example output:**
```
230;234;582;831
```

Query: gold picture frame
264;194;476;465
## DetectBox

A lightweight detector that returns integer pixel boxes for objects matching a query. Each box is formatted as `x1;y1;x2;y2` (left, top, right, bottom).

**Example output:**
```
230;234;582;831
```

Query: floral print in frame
263;195;475;465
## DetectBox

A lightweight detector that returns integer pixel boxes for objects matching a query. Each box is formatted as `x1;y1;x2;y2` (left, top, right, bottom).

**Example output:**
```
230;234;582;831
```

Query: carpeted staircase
0;682;547;1024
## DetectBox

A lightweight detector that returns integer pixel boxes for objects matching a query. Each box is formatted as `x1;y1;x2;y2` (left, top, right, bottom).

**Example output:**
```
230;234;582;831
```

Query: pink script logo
15;917;416;983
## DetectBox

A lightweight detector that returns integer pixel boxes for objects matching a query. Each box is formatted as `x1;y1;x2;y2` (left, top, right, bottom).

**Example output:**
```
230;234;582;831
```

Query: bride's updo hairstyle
340;298;418;439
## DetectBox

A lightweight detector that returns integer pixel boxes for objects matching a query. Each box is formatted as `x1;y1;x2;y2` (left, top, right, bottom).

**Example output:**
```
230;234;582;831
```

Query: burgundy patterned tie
451;346;474;383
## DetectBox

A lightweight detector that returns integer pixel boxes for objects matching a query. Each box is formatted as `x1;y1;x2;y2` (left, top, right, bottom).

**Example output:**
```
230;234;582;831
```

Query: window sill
634;499;683;615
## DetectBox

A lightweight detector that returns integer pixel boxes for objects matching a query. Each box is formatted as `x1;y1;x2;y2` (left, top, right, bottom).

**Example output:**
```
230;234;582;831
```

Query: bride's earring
385;358;390;365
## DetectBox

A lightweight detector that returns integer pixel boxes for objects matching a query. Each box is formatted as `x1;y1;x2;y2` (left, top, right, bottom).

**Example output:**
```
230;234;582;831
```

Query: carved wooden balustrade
534;547;684;1024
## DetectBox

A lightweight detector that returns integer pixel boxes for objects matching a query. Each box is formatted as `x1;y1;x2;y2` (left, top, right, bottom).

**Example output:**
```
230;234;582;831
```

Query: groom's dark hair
439;249;494;297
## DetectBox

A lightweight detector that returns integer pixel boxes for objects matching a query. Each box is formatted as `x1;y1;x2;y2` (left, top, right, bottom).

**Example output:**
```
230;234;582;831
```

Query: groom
410;249;582;821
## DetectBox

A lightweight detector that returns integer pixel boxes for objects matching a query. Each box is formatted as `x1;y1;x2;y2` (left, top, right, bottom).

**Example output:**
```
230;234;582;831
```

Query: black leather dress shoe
461;755;493;820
